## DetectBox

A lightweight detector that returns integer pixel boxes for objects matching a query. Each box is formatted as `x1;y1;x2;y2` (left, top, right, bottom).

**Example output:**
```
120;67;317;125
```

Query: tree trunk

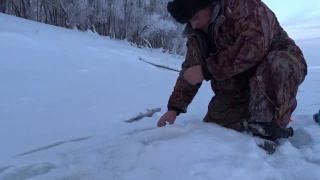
0;0;7;13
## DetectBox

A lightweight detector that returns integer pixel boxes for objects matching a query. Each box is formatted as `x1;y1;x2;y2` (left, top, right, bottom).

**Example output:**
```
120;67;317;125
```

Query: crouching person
157;0;307;154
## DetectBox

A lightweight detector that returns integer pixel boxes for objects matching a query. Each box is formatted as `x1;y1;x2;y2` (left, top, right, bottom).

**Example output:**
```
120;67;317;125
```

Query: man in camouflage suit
157;0;308;153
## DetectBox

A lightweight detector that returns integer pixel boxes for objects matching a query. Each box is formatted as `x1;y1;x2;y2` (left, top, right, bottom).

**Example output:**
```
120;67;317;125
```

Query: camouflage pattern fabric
167;0;307;131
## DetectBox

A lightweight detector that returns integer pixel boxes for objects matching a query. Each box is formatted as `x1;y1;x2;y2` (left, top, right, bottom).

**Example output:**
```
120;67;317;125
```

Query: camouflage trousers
203;51;307;132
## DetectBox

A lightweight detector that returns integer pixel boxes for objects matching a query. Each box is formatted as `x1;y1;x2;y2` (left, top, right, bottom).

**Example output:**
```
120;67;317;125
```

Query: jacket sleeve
203;0;274;81
167;37;204;115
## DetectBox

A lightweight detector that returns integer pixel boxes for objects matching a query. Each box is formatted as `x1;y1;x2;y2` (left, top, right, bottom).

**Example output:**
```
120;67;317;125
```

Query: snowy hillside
1;13;320;180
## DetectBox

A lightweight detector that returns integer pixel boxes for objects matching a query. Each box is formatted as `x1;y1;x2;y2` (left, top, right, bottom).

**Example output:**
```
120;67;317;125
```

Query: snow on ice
0;13;320;180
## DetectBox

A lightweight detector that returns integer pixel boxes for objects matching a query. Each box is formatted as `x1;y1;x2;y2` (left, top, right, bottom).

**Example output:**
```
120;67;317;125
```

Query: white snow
1;13;320;180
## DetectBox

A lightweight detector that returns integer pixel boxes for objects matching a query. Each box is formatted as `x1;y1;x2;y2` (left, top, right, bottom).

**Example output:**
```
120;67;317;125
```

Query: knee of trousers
257;51;305;84
203;95;248;129
250;51;303;127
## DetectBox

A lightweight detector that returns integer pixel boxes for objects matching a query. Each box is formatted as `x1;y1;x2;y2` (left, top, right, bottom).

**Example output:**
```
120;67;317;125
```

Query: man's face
190;8;212;32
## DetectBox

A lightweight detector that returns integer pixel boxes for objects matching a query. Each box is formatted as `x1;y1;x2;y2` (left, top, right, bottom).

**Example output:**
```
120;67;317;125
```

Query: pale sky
263;0;320;40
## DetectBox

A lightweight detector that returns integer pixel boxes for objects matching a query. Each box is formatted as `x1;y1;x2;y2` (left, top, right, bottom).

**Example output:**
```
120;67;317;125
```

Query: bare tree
0;0;8;13
3;0;187;55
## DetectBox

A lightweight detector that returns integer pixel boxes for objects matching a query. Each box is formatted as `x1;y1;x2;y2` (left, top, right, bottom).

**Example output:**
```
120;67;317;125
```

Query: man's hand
157;110;177;127
184;65;204;85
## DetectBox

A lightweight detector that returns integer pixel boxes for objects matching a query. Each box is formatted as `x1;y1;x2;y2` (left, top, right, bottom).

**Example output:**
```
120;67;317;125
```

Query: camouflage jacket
167;0;307;115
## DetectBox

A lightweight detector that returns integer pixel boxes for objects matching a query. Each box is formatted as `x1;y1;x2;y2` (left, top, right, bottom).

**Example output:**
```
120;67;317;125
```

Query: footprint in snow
0;162;55;180
289;128;313;149
0;166;13;174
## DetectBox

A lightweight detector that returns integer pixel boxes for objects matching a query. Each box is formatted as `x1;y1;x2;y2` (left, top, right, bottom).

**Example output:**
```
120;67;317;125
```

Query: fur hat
167;0;216;24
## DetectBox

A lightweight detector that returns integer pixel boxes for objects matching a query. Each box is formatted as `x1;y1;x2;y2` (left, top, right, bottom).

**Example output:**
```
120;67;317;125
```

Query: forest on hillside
0;0;186;55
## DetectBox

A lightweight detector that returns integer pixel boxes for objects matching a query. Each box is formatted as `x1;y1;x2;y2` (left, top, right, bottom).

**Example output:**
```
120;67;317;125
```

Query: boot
245;122;294;154
252;132;280;154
